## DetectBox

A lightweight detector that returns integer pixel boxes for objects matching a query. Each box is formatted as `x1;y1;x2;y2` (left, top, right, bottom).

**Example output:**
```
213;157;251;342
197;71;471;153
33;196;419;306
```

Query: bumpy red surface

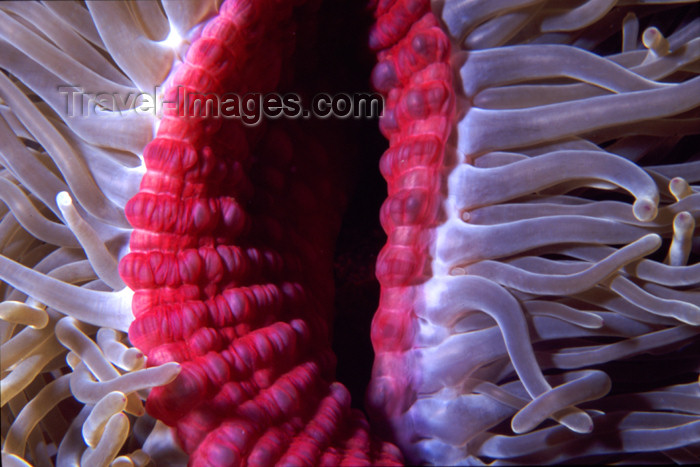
366;0;455;436
119;0;404;465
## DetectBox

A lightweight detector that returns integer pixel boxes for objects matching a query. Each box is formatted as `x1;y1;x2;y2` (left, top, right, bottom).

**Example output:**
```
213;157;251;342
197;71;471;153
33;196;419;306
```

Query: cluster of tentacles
367;0;700;464
0;1;178;465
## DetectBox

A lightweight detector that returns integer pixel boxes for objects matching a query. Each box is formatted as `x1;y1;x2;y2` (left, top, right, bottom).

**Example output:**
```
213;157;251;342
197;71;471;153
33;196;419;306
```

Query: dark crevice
305;1;389;412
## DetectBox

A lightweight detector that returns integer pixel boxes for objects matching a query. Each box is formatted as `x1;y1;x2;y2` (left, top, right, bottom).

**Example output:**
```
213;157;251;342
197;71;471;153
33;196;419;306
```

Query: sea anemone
0;0;699;466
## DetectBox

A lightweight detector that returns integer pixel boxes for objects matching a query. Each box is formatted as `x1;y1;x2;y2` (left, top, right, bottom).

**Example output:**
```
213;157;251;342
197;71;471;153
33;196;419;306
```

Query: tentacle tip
586;315;605;329
569;417;593;434
623;12;637;22
56;190;72;207
510;416;534;435
674;211;695;230
637;234;663;247
633;198;658;222
669;177;691;199
557;411;595;434
642;233;663;249
162;362;183;382
642;26;670;56
124;357;146;372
